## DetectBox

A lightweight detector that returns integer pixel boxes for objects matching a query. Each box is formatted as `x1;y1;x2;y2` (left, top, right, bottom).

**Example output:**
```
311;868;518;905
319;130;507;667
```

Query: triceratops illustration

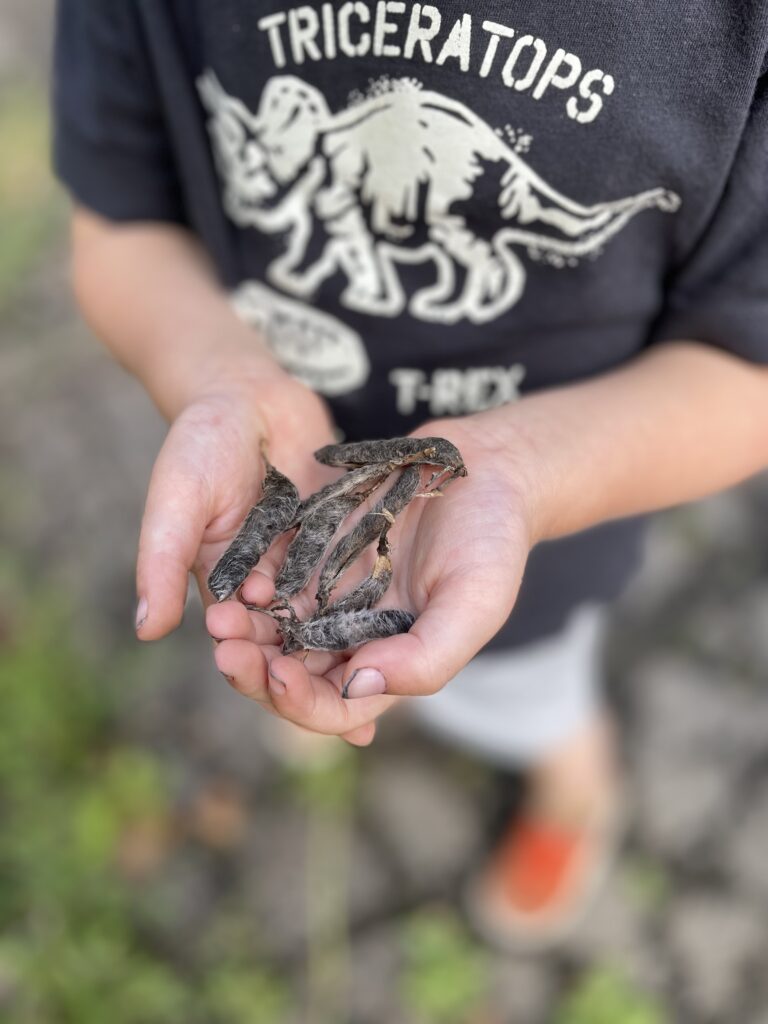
198;71;680;325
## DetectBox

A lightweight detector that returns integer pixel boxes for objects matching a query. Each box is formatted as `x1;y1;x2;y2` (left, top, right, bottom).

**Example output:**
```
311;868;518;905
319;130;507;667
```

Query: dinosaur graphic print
199;71;680;326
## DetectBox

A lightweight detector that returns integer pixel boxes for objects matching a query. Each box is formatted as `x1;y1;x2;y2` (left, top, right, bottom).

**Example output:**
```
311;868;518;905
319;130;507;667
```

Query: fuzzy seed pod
208;457;299;602
279;608;415;654
314;436;466;478
294;463;391;524
324;533;393;615
275;492;364;599
316;466;421;610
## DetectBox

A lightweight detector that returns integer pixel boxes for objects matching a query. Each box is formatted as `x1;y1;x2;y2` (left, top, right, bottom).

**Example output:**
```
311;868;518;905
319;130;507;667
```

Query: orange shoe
464;794;623;952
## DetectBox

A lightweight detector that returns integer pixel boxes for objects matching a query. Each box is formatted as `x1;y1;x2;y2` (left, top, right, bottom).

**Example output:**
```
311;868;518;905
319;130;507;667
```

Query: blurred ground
2;4;768;1023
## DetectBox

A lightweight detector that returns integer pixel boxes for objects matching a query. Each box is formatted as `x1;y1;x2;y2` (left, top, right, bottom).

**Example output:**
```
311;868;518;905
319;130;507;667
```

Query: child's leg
409;604;608;768
410;605;620;948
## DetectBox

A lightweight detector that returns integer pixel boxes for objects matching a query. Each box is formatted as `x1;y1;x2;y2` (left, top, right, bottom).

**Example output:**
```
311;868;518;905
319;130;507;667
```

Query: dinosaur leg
325;206;404;316
428;215;526;324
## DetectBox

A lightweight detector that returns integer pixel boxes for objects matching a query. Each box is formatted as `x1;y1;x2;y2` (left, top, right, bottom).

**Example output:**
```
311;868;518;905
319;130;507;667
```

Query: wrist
169;337;335;463
437;402;559;547
189;340;290;407
145;322;289;422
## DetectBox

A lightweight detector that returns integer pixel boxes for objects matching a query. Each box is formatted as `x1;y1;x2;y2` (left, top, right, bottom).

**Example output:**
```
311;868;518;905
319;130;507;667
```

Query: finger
240;570;277;608
302;650;344;676
207;599;257;641
266;654;398;735
238;526;296;600
241;561;328;624
341;723;377;747
341;568;516;698
215;639;273;704
136;437;208;641
206;600;280;645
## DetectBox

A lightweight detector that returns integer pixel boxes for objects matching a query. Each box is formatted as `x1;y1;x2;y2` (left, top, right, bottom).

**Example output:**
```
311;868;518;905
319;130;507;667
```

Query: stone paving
4;5;768;1021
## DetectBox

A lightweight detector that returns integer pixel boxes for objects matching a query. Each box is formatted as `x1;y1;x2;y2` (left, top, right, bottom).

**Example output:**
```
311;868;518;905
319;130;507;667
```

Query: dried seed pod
324;532;393;615
294;462;390;524
279;607;415;654
274;492;365;599
208;455;300;602
314;436;467;479
316;466;421;610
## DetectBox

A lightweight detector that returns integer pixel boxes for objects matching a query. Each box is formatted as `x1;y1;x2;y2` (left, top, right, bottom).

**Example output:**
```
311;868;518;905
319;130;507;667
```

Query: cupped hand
134;365;337;642
208;409;541;746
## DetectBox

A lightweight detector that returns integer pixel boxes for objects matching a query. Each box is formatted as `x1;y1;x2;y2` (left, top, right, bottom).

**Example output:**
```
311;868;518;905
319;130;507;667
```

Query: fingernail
268;665;287;696
135;596;148;632
342;668;386;700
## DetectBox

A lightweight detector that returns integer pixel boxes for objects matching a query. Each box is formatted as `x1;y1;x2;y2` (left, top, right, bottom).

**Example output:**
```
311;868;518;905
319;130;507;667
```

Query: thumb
341;569;521;699
135;434;210;641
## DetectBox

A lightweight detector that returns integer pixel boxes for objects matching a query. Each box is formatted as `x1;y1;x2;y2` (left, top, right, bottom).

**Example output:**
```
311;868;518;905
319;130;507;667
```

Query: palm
162;381;338;599
387;439;529;618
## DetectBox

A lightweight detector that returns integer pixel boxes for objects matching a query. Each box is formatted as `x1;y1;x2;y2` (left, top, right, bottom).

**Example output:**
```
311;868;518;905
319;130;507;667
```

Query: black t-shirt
53;1;768;648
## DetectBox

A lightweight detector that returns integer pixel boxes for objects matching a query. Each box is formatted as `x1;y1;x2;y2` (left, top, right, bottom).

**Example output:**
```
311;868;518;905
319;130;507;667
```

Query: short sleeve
651;66;768;363
52;0;184;223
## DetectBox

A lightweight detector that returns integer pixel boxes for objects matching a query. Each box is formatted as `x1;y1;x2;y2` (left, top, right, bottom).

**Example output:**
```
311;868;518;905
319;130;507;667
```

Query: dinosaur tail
498;162;680;260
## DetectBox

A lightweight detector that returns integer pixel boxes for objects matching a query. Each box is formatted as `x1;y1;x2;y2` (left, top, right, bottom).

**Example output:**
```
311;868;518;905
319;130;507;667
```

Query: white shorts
409;604;607;768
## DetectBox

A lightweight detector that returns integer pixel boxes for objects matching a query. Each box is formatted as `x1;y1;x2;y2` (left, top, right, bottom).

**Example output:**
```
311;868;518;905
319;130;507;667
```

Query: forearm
70;206;281;420
500;340;768;541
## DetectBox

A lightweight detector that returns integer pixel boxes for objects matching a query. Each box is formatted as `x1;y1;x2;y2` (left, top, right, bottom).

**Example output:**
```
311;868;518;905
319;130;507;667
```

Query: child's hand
206;411;538;746
67;211;338;645
135;366;337;640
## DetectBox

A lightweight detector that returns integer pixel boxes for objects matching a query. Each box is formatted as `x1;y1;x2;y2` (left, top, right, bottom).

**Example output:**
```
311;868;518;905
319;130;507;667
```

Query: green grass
400;907;490;1024
0;82;64;310
0;571;294;1024
555;967;666;1024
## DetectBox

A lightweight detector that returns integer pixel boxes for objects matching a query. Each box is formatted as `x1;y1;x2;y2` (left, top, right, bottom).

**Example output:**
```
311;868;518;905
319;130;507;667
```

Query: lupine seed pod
208;455;299;602
274;492;365;599
294;462;391;524
323;532;393;615
279;607;415;654
217;435;466;654
314;436;467;479
315;466;421;610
